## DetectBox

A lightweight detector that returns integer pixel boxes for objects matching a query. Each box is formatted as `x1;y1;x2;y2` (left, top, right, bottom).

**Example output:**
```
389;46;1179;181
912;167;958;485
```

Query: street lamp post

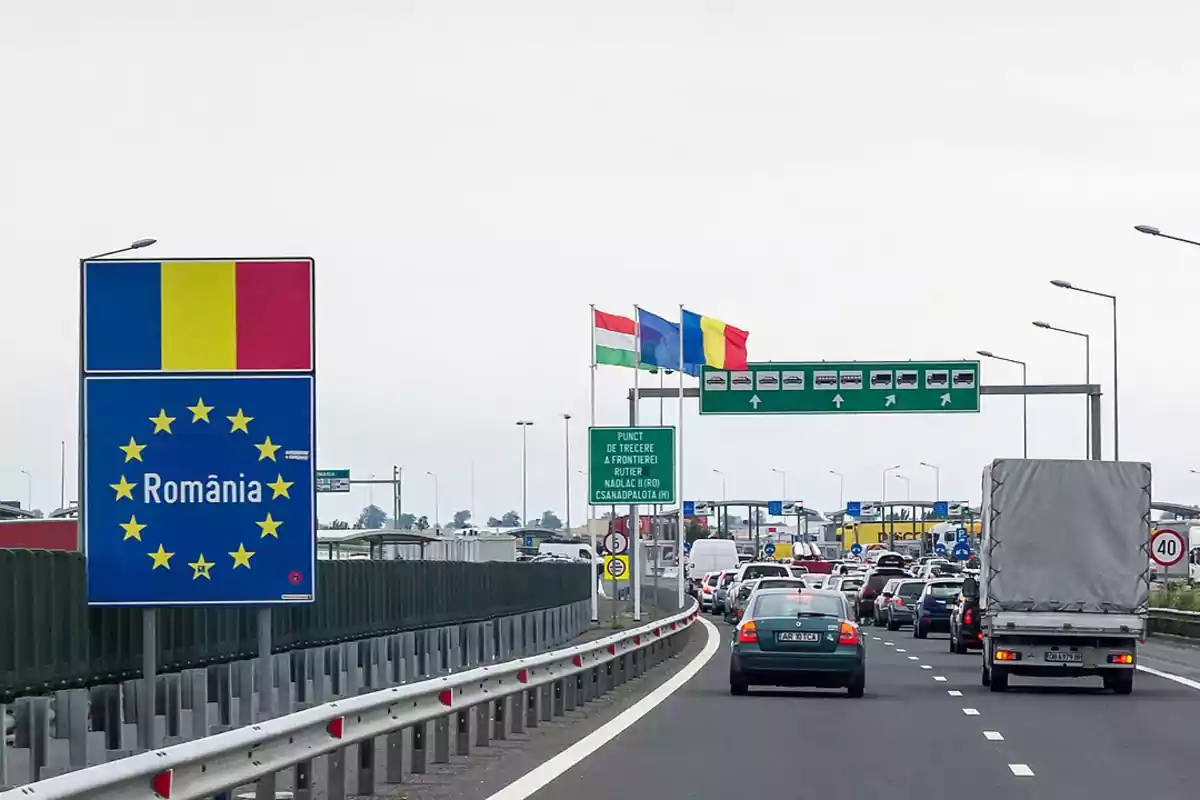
828;469;844;511
1033;320;1091;457
895;474;911;500
883;464;900;550
425;471;439;531
516;421;534;524
20;469;31;511
1050;280;1118;460
1134;224;1200;248
771;468;787;500
712;469;727;500
919;461;940;502
562;414;572;531
977;350;1028;457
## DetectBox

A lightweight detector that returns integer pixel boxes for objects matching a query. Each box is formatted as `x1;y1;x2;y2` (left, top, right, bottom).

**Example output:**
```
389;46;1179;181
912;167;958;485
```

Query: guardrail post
433;715;451;763
455;709;470;755
56;688;89;769
164;674;182;742
293;759;314;800
327;746;347;800
293;650;309;705
385;729;404;783
590;666;600;700
475;702;490;747
18;697;50;781
345;643;361;696
564;674;576;712
574;673;586;705
275;654;293;715
215;664;233;729
553;679;565;716
101;684;125;753
329;645;343;697
237;659;255;727
254;770;277;800
540;684;553;721
313;647;329;702
411;721;427;774
524;687;538;728
355;736;376;794
492;695;506;743
188;669;208;741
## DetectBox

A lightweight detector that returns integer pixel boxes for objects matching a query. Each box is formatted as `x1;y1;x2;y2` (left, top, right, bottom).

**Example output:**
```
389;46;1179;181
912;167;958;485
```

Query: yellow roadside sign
603;554;630;581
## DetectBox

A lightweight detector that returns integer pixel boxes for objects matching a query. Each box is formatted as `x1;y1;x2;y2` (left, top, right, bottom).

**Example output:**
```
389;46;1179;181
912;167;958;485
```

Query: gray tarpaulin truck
978;459;1151;694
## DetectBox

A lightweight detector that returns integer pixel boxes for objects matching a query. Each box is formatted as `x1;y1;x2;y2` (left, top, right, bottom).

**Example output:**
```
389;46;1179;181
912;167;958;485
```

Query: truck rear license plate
1044;651;1082;663
778;632;820;642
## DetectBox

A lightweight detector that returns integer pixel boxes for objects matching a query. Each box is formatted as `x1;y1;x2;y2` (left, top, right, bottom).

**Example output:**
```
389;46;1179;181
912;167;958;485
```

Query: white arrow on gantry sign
749;394;762;409
885;394;896;407
940;393;951;407
833;394;844;408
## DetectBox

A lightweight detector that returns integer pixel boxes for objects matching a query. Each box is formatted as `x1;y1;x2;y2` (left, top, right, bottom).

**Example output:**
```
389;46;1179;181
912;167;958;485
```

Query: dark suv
854;567;909;624
949;575;983;653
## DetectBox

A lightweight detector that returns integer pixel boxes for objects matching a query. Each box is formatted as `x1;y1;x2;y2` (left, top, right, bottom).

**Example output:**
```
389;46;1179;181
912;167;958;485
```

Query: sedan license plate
1044;651;1082;663
777;631;821;643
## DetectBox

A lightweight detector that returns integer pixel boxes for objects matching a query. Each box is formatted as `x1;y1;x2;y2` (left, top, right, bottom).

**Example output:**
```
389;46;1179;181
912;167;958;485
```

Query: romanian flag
83;259;314;373
681;309;749;371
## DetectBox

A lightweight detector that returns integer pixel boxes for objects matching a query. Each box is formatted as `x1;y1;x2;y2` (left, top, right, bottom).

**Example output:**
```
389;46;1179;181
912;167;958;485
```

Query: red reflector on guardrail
670;622;677;630
572;655;583;667
439;689;453;706
607;644;616;654
634;635;641;645
517;669;528;683
654;628;662;636
151;768;173;798
326;717;344;739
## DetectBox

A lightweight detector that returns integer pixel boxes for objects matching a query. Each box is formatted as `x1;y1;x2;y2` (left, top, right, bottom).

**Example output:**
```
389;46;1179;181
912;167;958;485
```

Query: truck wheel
1111;671;1134;695
989;666;1009;692
981;663;991;687
949;634;958;653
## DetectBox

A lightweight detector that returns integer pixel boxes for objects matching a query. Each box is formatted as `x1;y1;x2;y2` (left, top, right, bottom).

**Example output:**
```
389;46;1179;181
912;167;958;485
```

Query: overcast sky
4;1;1200;525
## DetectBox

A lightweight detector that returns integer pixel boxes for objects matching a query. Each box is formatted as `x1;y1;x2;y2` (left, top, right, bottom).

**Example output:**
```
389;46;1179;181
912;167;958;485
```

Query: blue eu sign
846;501;862;517
83;375;316;606
933;501;948;518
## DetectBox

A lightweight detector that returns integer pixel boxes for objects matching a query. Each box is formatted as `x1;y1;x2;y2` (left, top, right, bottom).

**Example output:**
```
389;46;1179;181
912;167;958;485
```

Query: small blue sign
683;501;695;517
84;375;316;606
846;501;862;517
850;543;863;556
953;541;971;561
956;528;969;542
767;501;783;516
935;542;947;555
524;535;534;548
764;542;776;556
933;501;948;518
683;540;692;553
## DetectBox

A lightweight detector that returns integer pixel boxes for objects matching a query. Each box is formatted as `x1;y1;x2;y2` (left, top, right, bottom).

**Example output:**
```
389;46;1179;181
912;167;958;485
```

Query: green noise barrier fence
0;550;590;702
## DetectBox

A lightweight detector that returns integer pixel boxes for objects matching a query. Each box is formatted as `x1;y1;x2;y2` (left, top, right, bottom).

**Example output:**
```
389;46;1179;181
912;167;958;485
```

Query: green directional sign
699;361;981;415
316;469;351;493
588;426;676;505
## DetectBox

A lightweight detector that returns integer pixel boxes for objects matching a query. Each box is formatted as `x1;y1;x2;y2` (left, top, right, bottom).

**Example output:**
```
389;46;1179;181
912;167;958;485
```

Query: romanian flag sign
83;259;314;373
80;257;317;607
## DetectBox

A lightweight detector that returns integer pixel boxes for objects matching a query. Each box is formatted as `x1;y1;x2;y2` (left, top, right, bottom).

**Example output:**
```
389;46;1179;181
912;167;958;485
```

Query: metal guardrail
1148;607;1200;639
0;602;701;800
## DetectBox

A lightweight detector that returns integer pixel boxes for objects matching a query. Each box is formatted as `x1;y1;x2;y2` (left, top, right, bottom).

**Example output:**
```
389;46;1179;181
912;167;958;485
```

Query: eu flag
83;375;316;606
636;308;702;377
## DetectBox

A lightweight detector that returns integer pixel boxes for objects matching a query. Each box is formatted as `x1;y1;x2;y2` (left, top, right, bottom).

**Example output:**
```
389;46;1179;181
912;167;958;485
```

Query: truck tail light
1108;653;1134;665
994;649;1022;662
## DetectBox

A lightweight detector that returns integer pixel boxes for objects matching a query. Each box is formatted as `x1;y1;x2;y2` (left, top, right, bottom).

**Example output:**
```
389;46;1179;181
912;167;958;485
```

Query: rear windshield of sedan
927;583;963;598
756;579;807;591
706;574;720;586
742;564;790;580
839;578;864;590
751;592;845;619
897;582;925;597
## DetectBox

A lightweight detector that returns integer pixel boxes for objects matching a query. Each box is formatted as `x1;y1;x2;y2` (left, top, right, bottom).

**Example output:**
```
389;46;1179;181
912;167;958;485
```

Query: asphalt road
522;617;1200;800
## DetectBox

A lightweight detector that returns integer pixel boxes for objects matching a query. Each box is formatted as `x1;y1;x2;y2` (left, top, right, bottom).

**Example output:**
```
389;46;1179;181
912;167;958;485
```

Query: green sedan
730;587;866;697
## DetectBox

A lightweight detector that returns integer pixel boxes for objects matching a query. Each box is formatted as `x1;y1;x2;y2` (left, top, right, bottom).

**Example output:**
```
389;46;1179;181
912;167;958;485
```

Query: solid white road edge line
1138;664;1200;690
484;617;721;800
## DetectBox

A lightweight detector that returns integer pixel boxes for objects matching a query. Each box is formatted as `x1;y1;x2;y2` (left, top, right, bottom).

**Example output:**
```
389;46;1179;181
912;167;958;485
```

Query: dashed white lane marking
963;708;980;716
921;665;932;670
872;636;881;640
1009;764;1034;777
484;616;720;800
884;641;894;646
1137;664;1200;691
934;676;947;682
908;656;919;661
895;648;906;652
948;690;963;697
984;731;1004;741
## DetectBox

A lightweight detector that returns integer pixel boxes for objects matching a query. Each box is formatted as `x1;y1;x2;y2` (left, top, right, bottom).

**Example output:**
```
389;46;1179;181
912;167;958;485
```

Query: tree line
317;506;566;532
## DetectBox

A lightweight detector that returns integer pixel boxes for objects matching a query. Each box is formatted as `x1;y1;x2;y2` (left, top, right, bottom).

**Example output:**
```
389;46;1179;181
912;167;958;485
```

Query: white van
687;539;739;586
538;541;600;564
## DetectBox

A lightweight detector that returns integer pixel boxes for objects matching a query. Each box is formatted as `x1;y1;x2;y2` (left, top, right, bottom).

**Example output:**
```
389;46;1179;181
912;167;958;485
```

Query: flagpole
588;304;598;623
677;303;686;610
631;305;642;623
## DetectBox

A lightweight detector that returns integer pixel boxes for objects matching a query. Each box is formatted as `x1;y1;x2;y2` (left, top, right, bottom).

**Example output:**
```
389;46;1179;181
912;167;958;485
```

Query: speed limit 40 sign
1151;528;1186;568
